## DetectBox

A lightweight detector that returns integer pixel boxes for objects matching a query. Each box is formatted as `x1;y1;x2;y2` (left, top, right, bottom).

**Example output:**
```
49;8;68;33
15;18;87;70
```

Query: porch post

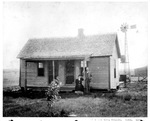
25;60;27;92
84;56;90;93
52;60;55;80
83;60;87;93
19;59;21;87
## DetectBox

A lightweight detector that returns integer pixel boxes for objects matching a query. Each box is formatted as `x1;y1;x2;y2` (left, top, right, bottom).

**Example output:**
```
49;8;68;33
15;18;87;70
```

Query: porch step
60;86;75;92
26;86;75;92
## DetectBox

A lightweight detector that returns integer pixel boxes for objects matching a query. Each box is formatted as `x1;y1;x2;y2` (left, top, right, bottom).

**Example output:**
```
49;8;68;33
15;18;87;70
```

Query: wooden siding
20;59;48;87
110;42;120;89
20;59;80;88
19;56;119;90
89;57;109;89
20;60;25;88
19;59;21;87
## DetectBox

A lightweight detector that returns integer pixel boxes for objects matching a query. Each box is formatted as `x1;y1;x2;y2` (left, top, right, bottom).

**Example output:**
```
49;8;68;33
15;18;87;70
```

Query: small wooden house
17;29;121;91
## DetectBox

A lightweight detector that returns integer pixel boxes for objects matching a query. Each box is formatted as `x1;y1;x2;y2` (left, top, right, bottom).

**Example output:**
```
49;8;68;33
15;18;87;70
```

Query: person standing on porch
85;68;92;93
87;72;92;92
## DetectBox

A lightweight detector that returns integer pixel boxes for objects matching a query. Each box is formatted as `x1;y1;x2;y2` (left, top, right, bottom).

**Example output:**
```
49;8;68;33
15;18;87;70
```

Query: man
85;68;92;93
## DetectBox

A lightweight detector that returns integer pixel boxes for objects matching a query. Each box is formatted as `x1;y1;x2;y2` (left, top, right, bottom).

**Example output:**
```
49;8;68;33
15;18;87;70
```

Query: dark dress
75;78;84;92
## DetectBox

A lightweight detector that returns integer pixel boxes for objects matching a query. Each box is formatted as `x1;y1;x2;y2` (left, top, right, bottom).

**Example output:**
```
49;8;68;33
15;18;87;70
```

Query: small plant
45;79;61;116
123;93;132;101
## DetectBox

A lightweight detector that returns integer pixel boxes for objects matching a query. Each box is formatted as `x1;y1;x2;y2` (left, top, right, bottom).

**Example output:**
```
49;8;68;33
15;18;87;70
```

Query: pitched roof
17;33;121;59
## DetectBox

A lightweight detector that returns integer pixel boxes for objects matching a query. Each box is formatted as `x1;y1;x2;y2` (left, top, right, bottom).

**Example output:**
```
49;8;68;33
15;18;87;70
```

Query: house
17;29;121;91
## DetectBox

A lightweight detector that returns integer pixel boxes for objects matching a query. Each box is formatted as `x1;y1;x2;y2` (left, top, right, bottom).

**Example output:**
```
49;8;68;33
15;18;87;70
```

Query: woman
75;75;84;93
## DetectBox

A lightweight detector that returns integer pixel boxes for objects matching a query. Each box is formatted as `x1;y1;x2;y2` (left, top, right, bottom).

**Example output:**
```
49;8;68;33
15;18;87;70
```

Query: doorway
48;60;59;84
65;60;75;84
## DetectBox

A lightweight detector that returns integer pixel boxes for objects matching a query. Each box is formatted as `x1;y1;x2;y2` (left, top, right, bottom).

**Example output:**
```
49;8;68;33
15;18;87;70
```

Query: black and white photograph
2;0;148;119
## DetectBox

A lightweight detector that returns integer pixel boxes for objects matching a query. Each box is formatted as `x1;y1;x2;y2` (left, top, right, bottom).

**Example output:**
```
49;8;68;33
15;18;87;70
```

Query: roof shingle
17;33;121;59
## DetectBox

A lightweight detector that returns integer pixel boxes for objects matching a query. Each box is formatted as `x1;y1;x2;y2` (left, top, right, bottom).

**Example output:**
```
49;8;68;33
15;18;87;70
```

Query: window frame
37;62;45;77
114;60;116;78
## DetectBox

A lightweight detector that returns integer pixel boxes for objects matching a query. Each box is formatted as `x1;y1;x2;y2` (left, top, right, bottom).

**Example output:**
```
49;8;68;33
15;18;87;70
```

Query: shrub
45;82;61;102
123;93;132;101
45;80;61;116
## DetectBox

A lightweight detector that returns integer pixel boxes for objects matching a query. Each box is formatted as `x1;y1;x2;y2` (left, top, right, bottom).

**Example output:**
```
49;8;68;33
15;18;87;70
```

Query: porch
21;57;90;92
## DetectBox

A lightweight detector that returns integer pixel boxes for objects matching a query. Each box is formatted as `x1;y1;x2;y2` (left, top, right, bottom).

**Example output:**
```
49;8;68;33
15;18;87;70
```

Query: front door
65;60;75;84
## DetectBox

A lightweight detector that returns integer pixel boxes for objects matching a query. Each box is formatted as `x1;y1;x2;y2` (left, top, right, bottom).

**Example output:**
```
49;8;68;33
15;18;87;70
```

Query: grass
3;81;147;117
52;96;147;117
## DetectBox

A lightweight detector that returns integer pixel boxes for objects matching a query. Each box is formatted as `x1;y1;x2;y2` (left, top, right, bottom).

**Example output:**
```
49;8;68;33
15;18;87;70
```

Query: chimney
78;28;84;38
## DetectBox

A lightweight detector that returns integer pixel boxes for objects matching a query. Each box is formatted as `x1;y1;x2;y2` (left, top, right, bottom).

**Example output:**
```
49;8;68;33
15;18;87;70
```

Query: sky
3;1;148;70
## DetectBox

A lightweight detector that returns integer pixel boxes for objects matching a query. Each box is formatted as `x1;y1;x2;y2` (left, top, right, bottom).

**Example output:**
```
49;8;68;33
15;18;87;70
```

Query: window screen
38;62;44;76
114;60;116;78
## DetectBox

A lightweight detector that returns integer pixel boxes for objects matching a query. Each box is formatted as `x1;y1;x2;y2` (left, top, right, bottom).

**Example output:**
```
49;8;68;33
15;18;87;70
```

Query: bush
123;93;132;101
45;83;61;102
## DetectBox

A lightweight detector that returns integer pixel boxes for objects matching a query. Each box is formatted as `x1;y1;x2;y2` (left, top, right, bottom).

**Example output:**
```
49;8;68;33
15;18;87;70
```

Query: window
38;62;44;76
114;68;116;78
114;60;116;78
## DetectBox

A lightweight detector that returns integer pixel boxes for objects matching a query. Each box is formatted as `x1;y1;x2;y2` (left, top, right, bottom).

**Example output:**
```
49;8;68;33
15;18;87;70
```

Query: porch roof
17;33;121;59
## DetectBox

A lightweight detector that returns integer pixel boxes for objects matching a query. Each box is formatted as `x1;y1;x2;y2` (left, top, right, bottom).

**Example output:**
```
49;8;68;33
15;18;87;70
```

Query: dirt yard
3;81;147;117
